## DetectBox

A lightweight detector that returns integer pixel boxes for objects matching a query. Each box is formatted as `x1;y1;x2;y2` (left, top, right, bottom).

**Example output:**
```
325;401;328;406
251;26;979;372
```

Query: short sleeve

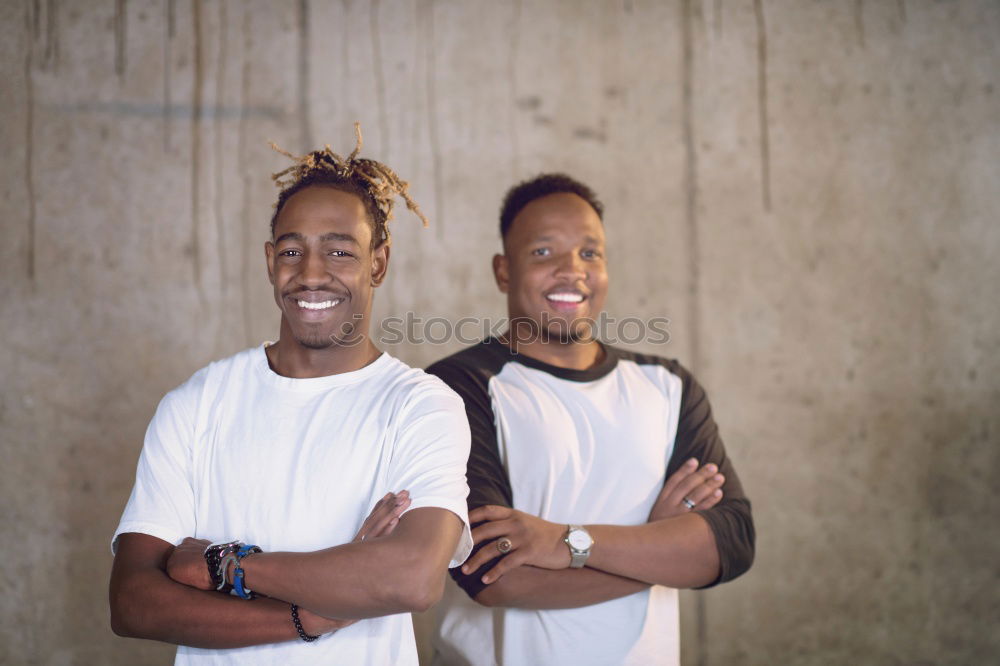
388;382;473;568
426;355;513;600
111;385;197;554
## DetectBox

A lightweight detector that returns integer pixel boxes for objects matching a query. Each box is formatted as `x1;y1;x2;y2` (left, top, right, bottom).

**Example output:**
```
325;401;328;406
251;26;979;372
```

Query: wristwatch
564;525;593;569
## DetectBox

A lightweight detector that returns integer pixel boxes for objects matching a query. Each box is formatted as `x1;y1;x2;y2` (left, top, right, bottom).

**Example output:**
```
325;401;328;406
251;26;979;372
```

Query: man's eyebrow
273;231;360;245
320;232;360;245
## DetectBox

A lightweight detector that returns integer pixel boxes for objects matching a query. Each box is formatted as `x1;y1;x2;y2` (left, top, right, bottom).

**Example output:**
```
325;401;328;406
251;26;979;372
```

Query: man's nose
298;251;328;286
555;251;587;279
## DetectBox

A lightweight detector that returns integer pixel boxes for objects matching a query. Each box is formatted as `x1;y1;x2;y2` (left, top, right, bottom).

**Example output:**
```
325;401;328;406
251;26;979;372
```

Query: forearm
241;543;432;619
585;513;720;588
241;508;462;619
474;564;648;610
110;545;304;648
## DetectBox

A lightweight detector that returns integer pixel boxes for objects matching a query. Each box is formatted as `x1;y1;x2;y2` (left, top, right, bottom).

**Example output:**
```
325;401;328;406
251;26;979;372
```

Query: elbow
714;504;757;584
109;575;155;639
109;591;139;638
395;572;445;613
473;585;503;608
110;613;134;639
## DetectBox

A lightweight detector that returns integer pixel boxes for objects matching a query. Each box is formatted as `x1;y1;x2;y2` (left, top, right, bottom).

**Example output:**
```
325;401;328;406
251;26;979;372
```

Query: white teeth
546;293;584;303
297;299;340;310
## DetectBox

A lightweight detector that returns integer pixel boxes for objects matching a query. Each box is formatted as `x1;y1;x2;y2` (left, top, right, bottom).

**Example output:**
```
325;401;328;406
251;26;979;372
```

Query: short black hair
499;173;604;239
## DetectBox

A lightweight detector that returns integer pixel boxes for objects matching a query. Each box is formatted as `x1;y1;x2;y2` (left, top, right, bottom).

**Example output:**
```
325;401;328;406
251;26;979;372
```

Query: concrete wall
1;1;997;663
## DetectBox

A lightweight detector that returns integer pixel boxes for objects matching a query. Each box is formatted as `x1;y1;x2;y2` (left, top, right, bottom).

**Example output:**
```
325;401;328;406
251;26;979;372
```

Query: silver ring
496;537;513;554
681;497;696;510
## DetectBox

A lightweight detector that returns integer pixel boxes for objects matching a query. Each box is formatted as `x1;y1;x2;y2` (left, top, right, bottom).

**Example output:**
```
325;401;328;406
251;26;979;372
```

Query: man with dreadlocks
426;174;754;665
109;124;472;664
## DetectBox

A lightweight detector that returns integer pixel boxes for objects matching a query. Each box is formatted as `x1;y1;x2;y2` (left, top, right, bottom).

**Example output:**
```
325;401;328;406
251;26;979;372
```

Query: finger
363;493;396;526
354;493;397;542
692;488;724;511
362;492;411;539
683;473;725;507
660;458;699;500
480;550;528;585
369;496;411;539
470;519;514;546
462;536;515;574
670;463;719;504
469;505;512;524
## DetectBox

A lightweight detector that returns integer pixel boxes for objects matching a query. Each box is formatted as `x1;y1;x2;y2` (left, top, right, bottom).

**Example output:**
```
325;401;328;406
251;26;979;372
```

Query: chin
294;332;338;350
542;320;596;345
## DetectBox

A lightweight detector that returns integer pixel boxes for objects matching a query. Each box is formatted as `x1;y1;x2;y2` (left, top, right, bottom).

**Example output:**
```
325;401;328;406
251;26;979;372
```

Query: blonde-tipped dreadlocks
268;122;429;246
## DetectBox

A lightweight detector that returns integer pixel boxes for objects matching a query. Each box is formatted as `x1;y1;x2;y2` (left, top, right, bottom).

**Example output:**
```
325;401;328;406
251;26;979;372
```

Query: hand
296;494;410;638
353;491;410;543
461;506;569;584
648;458;724;522
166;537;214;590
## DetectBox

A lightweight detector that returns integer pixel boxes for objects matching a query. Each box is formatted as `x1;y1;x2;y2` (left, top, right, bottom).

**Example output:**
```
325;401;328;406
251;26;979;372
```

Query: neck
500;327;604;371
266;321;381;379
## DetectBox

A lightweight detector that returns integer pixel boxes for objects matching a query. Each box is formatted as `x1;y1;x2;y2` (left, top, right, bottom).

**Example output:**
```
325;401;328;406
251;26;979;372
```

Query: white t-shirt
113;345;473;665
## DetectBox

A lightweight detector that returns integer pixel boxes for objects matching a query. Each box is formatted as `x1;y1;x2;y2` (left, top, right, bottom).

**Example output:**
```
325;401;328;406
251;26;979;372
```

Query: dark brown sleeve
664;361;755;587
426;351;512;600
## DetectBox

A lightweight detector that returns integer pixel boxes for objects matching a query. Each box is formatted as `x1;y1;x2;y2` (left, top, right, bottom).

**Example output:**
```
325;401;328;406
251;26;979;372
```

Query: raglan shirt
112;345;473;666
426;339;754;666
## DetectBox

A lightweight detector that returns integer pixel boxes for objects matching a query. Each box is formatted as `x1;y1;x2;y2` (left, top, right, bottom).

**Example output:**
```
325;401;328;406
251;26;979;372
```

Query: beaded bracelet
290;604;320;642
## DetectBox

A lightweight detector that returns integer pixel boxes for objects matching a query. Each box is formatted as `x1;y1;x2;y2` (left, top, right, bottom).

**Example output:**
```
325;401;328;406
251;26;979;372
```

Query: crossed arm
110;494;461;648
464;459;727;609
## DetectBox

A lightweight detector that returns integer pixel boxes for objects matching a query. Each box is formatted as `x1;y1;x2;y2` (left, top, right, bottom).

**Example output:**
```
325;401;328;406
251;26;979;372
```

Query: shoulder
607;346;700;384
603;346;715;410
608;346;679;372
426;340;511;389
155;346;262;416
376;353;468;413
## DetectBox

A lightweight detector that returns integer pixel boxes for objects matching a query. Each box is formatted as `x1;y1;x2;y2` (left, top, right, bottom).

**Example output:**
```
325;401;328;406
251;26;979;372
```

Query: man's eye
279;249;301;257
531;248;550;257
329;250;353;258
581;249;602;259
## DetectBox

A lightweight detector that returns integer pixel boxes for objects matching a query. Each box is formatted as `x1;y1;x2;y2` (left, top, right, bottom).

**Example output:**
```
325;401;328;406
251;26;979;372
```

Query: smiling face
494;192;608;343
265;185;388;351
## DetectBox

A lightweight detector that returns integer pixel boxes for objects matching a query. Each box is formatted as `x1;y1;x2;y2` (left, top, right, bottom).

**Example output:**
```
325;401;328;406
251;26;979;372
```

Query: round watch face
568;530;592;550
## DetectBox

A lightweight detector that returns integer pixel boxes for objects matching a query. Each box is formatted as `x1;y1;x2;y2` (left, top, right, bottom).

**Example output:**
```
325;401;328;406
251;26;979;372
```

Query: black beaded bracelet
290;604;319;643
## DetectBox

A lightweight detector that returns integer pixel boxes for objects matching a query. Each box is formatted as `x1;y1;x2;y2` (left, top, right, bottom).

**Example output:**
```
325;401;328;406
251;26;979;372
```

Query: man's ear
371;243;390;287
265;241;276;285
492;253;509;294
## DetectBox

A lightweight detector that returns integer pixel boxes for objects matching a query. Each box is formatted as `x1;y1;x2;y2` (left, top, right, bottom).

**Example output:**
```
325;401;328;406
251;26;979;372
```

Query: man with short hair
109;126;472;665
427;174;754;665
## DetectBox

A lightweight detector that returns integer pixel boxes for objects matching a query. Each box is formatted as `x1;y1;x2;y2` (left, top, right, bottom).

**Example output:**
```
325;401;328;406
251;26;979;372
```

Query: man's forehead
510;193;603;235
272;186;373;243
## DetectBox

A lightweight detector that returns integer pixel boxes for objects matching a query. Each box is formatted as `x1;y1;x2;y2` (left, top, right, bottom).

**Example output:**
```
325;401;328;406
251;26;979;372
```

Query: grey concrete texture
0;0;997;664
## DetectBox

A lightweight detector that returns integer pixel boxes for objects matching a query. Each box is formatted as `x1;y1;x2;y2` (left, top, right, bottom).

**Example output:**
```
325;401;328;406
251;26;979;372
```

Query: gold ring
496;538;513;554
